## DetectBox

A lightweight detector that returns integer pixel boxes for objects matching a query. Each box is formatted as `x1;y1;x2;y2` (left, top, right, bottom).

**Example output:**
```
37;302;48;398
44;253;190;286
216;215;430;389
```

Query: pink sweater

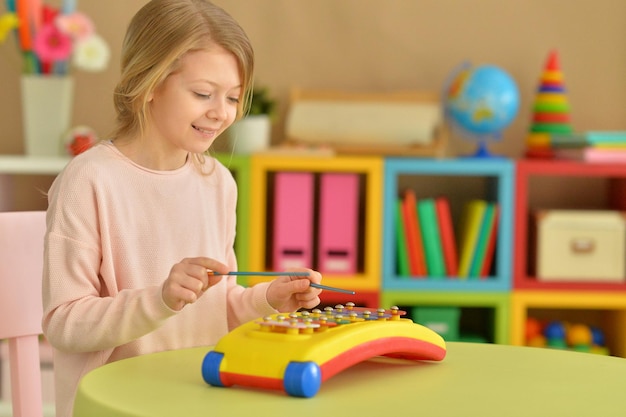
42;142;276;417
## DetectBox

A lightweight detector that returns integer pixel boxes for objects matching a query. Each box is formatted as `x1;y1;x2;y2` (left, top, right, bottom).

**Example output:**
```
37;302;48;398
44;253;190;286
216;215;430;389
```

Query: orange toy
525;317;542;341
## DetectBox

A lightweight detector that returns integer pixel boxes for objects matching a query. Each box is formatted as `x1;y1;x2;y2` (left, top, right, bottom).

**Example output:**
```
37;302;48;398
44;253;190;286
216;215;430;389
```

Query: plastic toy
524;318;609;355
590;326;605;346
64;125;98;156
201;304;447;398
524;50;574;159
567;323;592;347
544;320;567;340
525;316;542;341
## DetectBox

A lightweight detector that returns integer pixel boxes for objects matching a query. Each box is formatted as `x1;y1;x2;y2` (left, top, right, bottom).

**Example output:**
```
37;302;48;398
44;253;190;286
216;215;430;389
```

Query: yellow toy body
201;304;446;397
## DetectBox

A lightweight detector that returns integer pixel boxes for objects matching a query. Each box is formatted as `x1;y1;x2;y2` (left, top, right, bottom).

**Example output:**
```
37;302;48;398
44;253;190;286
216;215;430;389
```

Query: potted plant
229;87;276;154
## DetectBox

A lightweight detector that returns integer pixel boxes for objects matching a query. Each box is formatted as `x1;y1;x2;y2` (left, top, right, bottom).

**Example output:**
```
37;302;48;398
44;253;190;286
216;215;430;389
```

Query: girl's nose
206;98;228;121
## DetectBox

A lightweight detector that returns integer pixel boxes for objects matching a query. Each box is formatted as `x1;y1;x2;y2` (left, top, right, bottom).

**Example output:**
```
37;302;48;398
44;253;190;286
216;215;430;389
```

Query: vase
228;115;271;154
20;75;74;157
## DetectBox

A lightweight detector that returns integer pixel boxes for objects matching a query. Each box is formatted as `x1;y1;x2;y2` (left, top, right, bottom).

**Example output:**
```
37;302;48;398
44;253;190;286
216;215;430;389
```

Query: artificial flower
3;4;110;75
55;12;94;40
72;34;110;72
0;13;19;43
33;22;73;62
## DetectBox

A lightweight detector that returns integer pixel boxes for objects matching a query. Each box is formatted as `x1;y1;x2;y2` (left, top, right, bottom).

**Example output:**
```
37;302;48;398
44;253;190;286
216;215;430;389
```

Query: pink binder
318;173;359;274
273;172;314;270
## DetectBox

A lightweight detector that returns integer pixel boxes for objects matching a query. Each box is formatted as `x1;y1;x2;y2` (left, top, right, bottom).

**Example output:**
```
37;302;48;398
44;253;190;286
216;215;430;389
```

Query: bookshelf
6;153;626;357
246;153;384;306
241;155;516;345
0;155;70;211
0;155;71;174
377;158;514;346
514;159;626;291
511;291;626;357
381;291;510;344
382;157;514;291
511;159;626;356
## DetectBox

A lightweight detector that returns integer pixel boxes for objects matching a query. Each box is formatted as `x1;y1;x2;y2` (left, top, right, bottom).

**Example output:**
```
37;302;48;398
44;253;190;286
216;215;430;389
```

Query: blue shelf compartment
382;157;515;292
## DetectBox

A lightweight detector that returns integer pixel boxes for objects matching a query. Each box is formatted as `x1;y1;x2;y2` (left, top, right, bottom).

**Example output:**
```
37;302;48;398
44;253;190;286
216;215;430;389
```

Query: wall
1;0;625;206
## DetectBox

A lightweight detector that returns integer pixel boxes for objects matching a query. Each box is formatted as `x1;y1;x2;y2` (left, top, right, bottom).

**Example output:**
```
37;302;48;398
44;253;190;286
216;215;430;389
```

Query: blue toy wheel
201;351;225;387
283;361;321;398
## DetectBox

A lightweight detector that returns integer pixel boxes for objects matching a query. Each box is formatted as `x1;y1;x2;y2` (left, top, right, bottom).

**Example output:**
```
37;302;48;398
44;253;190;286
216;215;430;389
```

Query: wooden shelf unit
514;159;626;291
376;157;514;349
510;159;626;356
214;153;252;275
511;291;626;357
381;291;511;344
0;155;70;211
382;157;515;292
247;154;384;292
8;153;626;357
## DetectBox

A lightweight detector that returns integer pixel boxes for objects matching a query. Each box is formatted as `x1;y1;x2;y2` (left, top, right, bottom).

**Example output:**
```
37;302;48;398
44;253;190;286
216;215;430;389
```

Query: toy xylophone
202;303;447;397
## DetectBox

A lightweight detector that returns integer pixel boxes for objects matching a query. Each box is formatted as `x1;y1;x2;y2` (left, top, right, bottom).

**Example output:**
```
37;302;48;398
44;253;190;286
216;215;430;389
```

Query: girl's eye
195;92;211;99
228;97;240;104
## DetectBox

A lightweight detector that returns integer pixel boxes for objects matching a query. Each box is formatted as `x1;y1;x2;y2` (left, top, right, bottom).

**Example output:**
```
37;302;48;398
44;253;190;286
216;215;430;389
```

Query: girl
42;1;322;416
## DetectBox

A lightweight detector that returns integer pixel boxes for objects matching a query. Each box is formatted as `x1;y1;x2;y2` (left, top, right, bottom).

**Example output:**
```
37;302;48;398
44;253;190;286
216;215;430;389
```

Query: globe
443;63;520;157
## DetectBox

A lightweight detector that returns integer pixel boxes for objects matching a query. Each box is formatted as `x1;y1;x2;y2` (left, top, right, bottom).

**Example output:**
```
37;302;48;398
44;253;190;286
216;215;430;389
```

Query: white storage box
536;210;626;282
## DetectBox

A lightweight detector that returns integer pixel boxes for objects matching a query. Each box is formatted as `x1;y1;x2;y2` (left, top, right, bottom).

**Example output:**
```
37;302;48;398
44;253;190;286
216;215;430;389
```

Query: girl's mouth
193;125;216;136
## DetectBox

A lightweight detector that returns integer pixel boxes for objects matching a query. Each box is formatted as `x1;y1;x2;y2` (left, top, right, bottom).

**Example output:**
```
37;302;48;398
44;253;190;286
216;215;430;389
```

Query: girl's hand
161;257;229;311
266;268;323;312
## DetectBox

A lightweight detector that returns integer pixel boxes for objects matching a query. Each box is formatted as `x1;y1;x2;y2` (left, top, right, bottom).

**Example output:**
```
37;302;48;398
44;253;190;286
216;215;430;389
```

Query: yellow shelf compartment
381;291;510;345
247;154;383;292
511;291;626;357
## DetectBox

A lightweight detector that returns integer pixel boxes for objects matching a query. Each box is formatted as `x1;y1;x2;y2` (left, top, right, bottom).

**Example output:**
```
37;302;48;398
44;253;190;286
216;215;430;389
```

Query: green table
74;342;626;417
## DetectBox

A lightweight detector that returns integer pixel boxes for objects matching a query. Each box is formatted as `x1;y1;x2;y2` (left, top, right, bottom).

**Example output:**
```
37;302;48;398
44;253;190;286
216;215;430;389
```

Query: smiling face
146;45;242;157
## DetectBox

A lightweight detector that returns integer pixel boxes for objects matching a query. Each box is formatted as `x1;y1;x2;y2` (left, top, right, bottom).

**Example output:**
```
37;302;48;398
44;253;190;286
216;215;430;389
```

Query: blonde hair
111;0;254;161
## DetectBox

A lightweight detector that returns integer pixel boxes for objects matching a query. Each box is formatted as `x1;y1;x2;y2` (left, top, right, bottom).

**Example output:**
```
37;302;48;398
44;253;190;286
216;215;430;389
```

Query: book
457;199;487;278
395;198;410;277
585;131;626;144
549;133;587;148
417;198;446;278
480;204;500;278
552;147;586;161
592;143;626;149
401;189;427;277
435;197;458;277
583;148;626;163
469;202;497;278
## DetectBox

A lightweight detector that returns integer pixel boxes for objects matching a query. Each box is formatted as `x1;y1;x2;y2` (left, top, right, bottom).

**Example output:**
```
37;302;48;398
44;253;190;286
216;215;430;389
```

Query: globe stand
471;140;498;158
458;133;504;159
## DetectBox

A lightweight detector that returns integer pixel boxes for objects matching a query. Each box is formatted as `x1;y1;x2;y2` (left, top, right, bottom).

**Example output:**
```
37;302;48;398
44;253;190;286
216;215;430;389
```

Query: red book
480;205;500;278
402;190;426;277
435;197;458;277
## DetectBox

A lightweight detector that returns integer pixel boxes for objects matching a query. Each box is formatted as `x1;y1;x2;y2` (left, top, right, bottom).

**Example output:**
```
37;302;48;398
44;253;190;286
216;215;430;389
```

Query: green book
395;198;410;277
417;198;446;278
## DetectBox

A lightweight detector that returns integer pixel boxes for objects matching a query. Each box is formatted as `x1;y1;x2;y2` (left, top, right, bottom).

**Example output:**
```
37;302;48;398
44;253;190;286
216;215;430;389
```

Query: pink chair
0;211;47;417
